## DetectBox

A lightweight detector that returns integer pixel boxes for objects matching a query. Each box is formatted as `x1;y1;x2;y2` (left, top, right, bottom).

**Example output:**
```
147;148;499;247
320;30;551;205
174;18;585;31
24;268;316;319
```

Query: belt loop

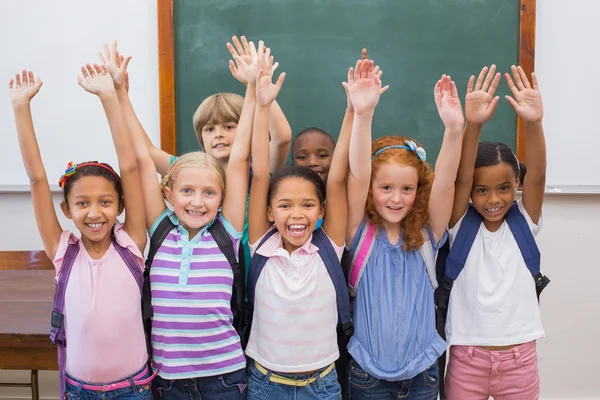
513;346;522;364
467;346;475;361
129;376;136;389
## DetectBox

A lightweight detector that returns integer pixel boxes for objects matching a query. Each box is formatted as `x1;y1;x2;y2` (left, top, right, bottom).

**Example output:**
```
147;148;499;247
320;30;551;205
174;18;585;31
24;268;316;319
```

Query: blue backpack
434;202;550;400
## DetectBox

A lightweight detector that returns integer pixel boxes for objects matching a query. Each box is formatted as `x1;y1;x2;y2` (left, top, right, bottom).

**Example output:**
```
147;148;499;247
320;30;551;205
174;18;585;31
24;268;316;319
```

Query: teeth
214;144;227;148
487;207;502;212
87;223;103;229
187;210;204;216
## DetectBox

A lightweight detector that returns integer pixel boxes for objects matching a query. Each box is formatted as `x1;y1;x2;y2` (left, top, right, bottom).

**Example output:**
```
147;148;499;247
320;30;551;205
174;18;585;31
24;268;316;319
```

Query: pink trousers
445;341;540;400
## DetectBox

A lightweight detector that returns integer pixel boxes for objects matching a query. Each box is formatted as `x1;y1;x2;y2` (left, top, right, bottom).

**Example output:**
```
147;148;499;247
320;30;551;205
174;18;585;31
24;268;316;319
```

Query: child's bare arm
429;75;465;242
10;70;62;259
505;65;545;223
450;66;500;227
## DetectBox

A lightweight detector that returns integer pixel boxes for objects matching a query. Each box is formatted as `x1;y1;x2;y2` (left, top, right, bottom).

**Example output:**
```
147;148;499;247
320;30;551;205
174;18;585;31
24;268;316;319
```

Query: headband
58;161;121;189
371;140;427;162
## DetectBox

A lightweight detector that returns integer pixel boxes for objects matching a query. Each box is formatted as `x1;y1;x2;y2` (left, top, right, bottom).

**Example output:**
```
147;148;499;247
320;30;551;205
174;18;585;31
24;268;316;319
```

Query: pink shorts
445;341;540;400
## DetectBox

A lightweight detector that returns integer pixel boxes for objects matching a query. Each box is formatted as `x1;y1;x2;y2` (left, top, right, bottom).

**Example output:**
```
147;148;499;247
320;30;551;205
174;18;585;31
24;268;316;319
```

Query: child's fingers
505;94;519;110
434;79;442;106
342;81;349;95
373;65;380;76
362;48;368;60
232;36;244;56
481;64;496;92
504;72;519;97
121;56;132;72
451;80;459;99
103;44;110;62
347;67;354;85
274;72;286;90
466;75;475;94
249;41;258;60
241;36;251;55
517;66;531;89
15;73;21;88
233;55;244;67
489;95;500;114
110;40;118;59
381;85;390;94
272;62;279;73
228;60;237;74
353;60;360;82
77;76;86;89
8;78;14;89
22;70;29;86
257;68;264;82
98;52;107;65
366;60;375;80
226;42;238;59
93;64;104;75
85;64;96;77
81;66;90;80
488;73;501;96
264;47;271;63
28;70;35;86
511;65;525;90
531;72;540;91
475;66;488;91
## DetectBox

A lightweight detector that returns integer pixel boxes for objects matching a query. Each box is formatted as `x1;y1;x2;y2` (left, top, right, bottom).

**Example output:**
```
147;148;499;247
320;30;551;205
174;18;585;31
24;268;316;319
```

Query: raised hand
8;70;43;104
465;65;500;125
505;65;543;123
77;64;115;96
230;39;263;86
227;36;279;86
345;59;384;116
435;75;465;132
98;40;131;92
343;63;388;112
255;53;285;107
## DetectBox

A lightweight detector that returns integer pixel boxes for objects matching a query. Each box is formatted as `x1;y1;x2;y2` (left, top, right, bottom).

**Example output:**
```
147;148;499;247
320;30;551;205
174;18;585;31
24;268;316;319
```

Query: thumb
505;95;519;111
121;56;132;72
274;72;286;90
77;76;87;90
488;96;500;115
342;81;349;94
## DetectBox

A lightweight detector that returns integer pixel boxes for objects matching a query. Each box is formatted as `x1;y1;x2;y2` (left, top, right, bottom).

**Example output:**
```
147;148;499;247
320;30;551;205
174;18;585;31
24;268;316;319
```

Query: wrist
525;120;543;130
11;99;32;108
354;110;374;119
98;89;118;101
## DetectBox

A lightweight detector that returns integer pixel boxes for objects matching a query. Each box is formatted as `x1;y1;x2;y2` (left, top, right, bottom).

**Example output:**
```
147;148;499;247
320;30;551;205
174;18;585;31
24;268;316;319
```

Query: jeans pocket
450;345;469;361
218;368;247;393
423;363;440;388
152;376;173;399
247;363;271;398
313;367;342;397
348;361;379;390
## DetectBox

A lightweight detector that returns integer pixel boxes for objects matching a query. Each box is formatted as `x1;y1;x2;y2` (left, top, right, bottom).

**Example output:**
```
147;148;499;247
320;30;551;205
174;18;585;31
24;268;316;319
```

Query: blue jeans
153;368;246;400
348;359;439;400
247;361;341;400
64;365;152;399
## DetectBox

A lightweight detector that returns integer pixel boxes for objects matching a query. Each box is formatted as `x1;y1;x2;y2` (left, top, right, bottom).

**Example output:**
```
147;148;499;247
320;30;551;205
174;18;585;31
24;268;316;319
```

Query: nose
391;189;402;203
190;193;204;207
88;203;101;218
307;155;319;167
488;191;501;204
213;126;224;139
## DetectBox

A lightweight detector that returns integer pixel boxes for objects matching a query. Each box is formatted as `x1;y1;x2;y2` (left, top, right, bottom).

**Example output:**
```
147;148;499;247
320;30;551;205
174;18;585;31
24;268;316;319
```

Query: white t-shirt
245;229;342;373
446;199;545;346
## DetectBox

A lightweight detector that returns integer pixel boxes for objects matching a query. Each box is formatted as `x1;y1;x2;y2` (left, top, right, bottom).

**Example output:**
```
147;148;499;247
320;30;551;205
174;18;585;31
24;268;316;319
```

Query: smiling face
292;130;335;182
164;167;223;239
267;176;325;254
200;121;238;163
370;162;419;228
471;162;519;232
61;175;123;246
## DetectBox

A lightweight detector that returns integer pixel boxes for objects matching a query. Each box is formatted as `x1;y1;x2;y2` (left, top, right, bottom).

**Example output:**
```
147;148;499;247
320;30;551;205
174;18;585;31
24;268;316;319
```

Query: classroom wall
1;1;599;400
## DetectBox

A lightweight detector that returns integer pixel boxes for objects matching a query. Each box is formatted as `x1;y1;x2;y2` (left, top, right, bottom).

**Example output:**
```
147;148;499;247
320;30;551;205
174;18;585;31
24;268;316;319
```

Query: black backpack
141;217;246;359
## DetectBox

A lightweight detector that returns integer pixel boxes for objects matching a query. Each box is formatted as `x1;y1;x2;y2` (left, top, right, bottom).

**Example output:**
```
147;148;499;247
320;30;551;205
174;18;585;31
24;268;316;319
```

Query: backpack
50;237;144;398
246;227;354;398
346;221;440;296
142;216;246;355
434;202;550;400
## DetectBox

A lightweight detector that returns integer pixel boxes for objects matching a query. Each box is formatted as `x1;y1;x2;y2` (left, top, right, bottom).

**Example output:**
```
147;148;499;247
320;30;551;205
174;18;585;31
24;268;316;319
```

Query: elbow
28;174;47;186
120;163;140;176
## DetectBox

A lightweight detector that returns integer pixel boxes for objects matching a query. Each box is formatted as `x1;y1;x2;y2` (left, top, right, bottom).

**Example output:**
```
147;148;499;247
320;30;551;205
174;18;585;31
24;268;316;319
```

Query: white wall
1;1;599;399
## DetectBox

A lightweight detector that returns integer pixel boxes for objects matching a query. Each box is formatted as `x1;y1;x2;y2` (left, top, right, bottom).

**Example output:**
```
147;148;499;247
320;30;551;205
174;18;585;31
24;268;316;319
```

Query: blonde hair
366;135;434;251
192;93;244;150
160;151;226;198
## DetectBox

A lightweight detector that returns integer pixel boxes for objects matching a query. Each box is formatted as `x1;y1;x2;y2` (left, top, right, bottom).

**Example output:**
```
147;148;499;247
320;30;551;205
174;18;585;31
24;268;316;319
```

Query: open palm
9;70;42;104
435;75;464;131
77;64;115;95
465;65;500;125
505;65;543;123
347;60;381;115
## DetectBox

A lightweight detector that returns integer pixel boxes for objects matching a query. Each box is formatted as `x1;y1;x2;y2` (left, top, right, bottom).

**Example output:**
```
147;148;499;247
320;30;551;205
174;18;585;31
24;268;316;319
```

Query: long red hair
365;135;434;250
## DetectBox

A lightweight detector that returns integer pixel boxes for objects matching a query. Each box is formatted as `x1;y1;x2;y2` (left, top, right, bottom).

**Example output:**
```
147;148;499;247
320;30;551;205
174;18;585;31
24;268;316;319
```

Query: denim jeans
247;361;341;400
63;365;152;400
348;359;439;400
153;368;246;400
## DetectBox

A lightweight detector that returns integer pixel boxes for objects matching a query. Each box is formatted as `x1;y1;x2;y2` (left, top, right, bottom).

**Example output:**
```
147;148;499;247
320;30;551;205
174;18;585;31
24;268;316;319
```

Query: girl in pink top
9;47;151;400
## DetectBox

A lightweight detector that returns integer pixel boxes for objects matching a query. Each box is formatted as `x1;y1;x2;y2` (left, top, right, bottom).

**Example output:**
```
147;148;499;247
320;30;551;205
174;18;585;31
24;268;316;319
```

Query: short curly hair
365;135;434;250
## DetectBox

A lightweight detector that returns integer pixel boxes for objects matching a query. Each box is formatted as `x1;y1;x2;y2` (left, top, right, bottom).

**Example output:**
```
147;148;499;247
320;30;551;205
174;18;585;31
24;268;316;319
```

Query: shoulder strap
112;238;143;294
347;222;376;297
445;206;481;280
418;229;438;289
49;243;80;398
146;216;176;270
246;228;278;304
505;203;550;297
312;229;354;337
208;219;246;337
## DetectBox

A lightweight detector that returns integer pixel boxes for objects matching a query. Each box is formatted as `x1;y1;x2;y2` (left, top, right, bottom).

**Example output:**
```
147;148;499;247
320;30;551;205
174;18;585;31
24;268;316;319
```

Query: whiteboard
0;0;159;190
536;0;600;187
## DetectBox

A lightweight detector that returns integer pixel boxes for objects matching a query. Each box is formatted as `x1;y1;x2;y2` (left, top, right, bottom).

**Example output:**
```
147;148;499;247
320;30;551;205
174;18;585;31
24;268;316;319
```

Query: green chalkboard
173;0;520;162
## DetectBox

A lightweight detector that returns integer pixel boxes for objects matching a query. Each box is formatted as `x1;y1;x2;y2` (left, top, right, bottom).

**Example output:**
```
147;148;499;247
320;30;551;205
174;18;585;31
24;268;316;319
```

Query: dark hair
268;165;326;205
475;142;526;183
291;127;335;154
62;162;123;204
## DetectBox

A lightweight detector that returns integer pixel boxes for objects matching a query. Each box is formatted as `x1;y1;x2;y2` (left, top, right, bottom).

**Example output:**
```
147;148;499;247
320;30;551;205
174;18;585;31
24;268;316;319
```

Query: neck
483;218;504;232
80;234;112;260
381;220;402;246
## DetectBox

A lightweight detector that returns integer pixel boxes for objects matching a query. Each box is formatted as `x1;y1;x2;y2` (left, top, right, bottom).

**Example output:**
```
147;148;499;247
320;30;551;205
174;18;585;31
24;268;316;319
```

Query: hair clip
371;140;427;162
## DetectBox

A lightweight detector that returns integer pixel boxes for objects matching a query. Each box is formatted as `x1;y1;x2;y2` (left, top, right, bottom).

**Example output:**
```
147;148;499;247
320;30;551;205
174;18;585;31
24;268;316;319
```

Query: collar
168;209;216;243
256;228;319;258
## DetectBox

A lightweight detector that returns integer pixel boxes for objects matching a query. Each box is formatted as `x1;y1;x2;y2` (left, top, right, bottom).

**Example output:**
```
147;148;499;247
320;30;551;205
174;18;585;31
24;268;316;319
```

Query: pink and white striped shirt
245;229;343;373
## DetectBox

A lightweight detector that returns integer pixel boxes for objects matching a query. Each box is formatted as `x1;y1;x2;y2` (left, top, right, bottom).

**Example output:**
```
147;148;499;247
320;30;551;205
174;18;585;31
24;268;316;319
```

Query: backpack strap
112;238;143;294
208;219;246;342
418;229;438;290
505;203;550;298
347;222;376;297
312;228;354;337
49;243;79;399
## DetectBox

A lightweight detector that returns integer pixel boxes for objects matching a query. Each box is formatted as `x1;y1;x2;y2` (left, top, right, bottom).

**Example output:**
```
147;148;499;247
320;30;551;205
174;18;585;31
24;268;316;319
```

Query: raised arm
505;65;545;223
227;35;291;172
450;65;500;227
10;71;62;259
345;60;384;244
429;76;465;242
221;40;262;231
99;41;172;176
247;54;286;243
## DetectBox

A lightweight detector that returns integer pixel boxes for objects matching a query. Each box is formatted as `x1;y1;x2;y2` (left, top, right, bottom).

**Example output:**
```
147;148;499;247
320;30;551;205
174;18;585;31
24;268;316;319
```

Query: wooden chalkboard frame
157;0;536;161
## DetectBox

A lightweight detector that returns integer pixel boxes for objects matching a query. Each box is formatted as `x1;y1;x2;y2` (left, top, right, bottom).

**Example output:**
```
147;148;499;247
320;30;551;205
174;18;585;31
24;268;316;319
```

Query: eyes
295;153;330;161
74;200;113;207
476;185;511;194
381;185;414;192
203;124;237;133
180;187;216;196
277;203;316;209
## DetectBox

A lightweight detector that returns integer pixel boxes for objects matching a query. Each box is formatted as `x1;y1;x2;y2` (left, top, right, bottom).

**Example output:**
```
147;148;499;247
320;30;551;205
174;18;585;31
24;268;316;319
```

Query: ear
318;202;326;220
60;201;72;219
118;198;125;216
163;186;173;205
267;205;275;223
